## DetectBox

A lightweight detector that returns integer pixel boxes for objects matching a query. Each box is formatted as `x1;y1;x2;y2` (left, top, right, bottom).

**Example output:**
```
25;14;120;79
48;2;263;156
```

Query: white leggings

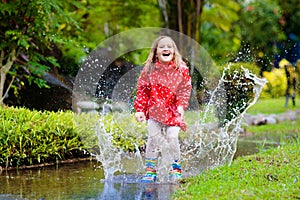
145;119;181;161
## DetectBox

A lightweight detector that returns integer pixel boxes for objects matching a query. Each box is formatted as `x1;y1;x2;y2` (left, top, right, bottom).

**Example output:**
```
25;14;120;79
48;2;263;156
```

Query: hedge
0;106;86;168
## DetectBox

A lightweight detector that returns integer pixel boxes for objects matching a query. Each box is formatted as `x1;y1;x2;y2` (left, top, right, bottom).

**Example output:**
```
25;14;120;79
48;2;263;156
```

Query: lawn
173;97;300;200
246;96;300;115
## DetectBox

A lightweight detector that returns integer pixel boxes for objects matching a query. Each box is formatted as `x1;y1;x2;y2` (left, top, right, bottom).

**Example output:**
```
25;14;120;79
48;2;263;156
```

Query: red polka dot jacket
134;61;192;131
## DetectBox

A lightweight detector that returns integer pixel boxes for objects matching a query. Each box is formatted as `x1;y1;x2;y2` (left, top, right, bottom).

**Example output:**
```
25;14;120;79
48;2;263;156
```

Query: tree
57;0;163;68
236;0;285;72
158;0;204;43
200;0;241;62
275;0;300;67
277;0;300;39
0;0;81;105
158;0;240;43
75;0;161;48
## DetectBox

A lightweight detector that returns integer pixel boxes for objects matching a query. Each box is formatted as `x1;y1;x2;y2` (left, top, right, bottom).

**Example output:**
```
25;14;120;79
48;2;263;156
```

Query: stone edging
243;110;300;126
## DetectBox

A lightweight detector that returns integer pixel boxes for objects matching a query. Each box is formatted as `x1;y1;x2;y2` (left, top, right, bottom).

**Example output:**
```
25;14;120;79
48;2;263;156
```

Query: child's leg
141;119;163;182
165;126;180;160
145;119;164;158
166;126;182;179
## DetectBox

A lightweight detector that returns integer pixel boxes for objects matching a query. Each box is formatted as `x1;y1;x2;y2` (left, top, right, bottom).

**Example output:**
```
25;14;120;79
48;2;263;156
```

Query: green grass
244;97;300;142
173;97;300;199
247;97;300;115
174;139;300;200
246;120;300;135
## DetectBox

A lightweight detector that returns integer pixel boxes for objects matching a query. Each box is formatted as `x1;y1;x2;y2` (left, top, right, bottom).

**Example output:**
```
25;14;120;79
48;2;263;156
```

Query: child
134;36;192;183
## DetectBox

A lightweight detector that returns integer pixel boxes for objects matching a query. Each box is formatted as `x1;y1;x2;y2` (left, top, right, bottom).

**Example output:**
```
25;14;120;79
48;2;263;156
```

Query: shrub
75;112;147;153
216;62;260;127
0;106;148;168
0;106;86;168
261;68;287;98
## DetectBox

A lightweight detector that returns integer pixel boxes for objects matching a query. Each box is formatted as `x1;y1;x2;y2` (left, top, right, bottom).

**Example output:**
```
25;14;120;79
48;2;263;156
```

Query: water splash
74;65;266;182
181;65;267;176
95;104;145;180
72;28;267;182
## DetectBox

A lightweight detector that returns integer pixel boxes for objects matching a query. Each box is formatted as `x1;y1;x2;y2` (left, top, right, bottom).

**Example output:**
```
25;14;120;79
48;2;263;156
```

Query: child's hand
177;106;184;120
135;112;146;122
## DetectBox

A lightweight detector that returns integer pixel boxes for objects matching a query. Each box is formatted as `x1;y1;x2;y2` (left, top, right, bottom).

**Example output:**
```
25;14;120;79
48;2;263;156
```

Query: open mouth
162;53;170;57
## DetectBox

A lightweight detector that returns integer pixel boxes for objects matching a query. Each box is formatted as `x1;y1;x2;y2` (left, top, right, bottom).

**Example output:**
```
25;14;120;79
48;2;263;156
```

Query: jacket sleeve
134;68;151;113
176;64;192;110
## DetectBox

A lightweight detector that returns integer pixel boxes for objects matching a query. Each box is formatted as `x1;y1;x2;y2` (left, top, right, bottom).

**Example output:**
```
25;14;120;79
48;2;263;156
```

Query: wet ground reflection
0;161;179;200
99;181;178;200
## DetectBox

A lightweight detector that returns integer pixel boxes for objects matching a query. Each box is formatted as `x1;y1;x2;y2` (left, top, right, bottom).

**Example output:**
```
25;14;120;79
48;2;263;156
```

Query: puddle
1;137;281;200
0;161;179;200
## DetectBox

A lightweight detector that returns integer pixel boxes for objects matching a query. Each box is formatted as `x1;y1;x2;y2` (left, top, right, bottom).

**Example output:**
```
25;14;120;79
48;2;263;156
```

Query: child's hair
144;36;183;73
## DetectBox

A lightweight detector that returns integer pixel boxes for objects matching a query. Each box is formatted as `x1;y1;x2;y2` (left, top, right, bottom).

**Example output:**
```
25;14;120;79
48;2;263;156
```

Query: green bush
0;106;148;168
216;62;260;127
107;113;147;152
0;106;86;168
74;111;147;154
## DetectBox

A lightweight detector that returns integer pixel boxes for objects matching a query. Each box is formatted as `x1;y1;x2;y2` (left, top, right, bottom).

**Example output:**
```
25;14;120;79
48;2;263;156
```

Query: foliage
1;0;299;109
174;133;300;199
103;113;147;152
277;0;300;39
157;0;241;64
237;0;285;71
201;0;241;62
74;111;147;154
66;0;299;92
55;0;90;76
261;68;287;98
0;106;86;168
0;105;149;168
215;62;260;127
71;0;162;55
72;112;100;155
0;0;83;104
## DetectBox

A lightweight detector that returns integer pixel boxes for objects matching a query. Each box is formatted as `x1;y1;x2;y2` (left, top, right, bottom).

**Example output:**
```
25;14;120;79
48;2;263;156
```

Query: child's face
156;38;175;65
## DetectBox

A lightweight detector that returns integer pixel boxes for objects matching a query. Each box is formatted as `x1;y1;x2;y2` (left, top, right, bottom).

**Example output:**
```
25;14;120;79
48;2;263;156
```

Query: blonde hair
144;36;183;73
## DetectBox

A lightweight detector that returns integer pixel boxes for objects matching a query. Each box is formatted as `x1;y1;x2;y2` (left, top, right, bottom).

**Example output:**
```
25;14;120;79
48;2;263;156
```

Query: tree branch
2;75;15;101
0;49;17;105
2;49;16;74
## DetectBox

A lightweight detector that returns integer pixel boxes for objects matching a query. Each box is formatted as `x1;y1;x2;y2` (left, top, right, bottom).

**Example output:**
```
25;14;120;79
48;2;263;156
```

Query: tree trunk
158;0;169;28
159;0;204;71
177;0;183;52
194;0;203;42
0;49;17;105
161;0;205;43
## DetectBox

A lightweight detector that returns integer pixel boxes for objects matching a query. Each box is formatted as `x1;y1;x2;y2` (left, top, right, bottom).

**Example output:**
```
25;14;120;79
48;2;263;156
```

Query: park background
0;0;299;199
0;0;299;110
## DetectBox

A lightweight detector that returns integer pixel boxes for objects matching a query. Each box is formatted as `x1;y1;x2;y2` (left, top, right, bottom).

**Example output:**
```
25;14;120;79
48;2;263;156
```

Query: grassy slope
174;97;300;199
